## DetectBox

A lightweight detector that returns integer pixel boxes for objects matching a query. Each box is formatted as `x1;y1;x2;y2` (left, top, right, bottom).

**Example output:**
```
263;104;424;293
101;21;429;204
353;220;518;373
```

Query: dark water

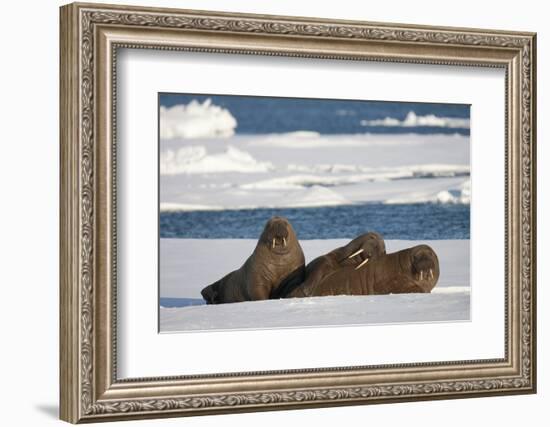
160;203;470;240
159;94;470;136
160;297;204;308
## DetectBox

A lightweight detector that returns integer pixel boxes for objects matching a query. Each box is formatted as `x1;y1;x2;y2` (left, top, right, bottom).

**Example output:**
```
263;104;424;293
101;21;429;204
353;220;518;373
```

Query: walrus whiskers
355;257;369;270
348;248;364;259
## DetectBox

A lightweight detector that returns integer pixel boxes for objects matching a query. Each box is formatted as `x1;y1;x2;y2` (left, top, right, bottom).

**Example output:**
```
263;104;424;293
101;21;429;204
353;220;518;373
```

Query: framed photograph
60;2;537;423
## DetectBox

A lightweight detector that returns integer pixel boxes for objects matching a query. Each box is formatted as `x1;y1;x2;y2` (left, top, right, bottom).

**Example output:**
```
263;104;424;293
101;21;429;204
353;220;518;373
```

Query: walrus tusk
283;237;287;247
420;271;423;281
430;269;434;279
348;248;364;259
272;238;275;248
355;257;369;270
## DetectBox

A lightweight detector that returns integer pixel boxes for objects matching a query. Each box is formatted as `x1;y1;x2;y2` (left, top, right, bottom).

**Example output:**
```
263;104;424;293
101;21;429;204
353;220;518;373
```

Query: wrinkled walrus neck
247;238;305;298
263;242;291;256
398;250;413;275
256;249;304;285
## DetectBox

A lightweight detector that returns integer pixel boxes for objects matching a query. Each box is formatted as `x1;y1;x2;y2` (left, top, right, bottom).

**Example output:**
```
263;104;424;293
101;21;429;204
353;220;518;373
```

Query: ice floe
360;111;470;129
160;99;237;139
160;145;274;175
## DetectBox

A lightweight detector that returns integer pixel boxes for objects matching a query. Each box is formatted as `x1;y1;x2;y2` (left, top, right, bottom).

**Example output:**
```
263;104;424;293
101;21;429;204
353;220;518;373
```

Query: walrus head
340;232;386;270
258;216;298;256
409;244;440;293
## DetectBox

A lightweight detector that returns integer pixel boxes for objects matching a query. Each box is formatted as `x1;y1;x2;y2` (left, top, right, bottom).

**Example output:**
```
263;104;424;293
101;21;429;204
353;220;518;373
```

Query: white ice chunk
160;99;237;139
160;145;274;175
361;111;470;129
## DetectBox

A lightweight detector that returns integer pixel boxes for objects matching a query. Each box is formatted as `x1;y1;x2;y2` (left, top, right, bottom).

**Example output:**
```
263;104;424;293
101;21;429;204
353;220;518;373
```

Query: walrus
200;216;305;304
274;232;386;298
286;244;439;297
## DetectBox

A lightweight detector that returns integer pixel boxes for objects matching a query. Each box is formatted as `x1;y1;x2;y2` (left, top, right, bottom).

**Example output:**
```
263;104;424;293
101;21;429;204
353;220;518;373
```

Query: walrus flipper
200;275;228;304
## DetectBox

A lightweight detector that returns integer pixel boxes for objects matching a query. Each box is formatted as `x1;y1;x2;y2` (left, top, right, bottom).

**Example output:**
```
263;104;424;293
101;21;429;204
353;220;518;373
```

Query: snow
160;202;225;212
160;133;471;210
240;166;469;189
160;145;274;175
159;239;470;332
160;293;469;331
160;99;237;139
360;111;470;129
386;179;471;204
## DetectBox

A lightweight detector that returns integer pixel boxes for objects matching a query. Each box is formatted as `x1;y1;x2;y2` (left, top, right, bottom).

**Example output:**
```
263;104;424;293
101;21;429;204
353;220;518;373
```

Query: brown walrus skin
275;232;386;298
201;216;305;304
287;244;439;297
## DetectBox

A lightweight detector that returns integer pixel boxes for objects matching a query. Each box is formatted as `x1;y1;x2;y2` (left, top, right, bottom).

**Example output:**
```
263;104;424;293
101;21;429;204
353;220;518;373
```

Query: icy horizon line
160;98;470;140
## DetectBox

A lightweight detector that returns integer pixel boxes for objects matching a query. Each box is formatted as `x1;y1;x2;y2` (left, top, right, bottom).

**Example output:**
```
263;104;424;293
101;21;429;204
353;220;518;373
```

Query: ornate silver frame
60;2;536;423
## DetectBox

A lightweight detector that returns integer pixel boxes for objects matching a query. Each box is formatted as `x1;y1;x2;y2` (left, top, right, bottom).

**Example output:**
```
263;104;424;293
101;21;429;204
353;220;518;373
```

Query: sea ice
160;99;237;139
360;111;470;129
159;238;470;332
159;133;471;210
